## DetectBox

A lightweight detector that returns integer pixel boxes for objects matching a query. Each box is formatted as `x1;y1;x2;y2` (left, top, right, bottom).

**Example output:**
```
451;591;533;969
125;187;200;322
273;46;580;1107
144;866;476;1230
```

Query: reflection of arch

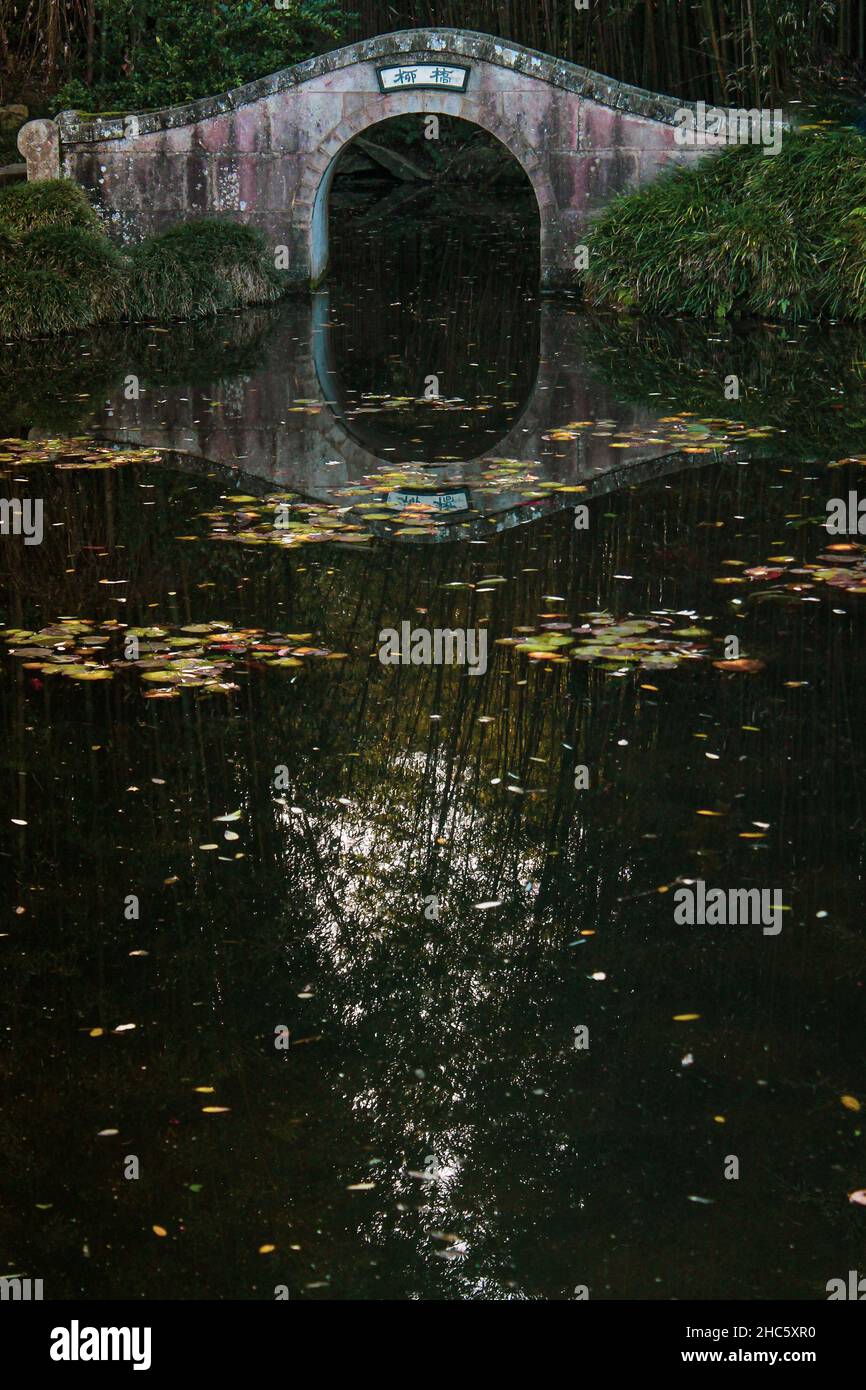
95;297;730;542
309;287;543;470
303;102;552;285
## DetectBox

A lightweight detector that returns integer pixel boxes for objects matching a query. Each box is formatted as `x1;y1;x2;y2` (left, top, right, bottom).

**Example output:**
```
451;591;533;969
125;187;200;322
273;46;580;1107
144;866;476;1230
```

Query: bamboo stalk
1;0;862;110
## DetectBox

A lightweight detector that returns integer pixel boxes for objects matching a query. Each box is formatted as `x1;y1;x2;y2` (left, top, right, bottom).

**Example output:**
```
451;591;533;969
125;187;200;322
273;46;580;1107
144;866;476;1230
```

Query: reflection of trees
0;307;287;437
3;450;866;1298
578;314;866;462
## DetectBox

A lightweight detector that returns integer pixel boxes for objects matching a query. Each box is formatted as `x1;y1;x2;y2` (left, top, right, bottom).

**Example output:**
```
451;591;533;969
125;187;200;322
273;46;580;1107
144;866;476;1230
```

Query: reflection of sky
258;658;609;1302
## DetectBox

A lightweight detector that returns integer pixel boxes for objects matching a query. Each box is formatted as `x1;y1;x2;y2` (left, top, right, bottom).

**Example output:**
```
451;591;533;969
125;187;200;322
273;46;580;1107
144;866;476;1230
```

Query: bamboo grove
1;0;864;111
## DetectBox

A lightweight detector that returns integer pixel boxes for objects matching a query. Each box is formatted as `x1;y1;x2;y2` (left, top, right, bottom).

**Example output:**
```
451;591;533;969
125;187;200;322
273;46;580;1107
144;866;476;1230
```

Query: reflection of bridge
20;29;709;289
95;296;728;540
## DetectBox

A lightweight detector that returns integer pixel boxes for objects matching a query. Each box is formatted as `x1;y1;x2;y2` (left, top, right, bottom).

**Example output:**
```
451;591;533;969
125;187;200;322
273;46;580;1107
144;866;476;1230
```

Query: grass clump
0;180;289;338
0;267;93;340
126;221;285;321
0;179;102;236
20;226;127;323
584;128;866;322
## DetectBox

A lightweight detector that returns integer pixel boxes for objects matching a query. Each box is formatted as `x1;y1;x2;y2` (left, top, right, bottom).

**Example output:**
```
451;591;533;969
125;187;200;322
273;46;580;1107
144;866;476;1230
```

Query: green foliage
4;0;864;116
0;180;288;338
49;79;92;115
584;129;866;323
0;185;125;336
0;263;92;339
125;220;287;321
54;1;346;114
21;225;126;317
0;179;102;236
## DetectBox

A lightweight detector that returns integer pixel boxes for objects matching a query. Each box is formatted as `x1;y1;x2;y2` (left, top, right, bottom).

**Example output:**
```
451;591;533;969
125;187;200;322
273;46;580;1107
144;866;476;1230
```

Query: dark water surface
1;186;865;1300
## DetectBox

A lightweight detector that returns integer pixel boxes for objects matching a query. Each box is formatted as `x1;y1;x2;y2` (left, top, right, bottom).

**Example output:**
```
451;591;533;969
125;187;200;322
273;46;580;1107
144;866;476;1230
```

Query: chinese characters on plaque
377;64;471;93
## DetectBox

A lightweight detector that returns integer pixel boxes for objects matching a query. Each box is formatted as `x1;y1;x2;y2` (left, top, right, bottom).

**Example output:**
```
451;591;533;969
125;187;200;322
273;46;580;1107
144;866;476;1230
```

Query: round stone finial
17;119;61;180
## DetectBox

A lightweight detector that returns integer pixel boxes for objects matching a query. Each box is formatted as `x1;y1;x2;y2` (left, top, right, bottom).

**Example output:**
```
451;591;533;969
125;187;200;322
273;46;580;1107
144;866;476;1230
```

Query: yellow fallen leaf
841;1095;861;1112
713;658;764;673
673;1014;701;1022
258;1244;276;1254
152;1225;167;1237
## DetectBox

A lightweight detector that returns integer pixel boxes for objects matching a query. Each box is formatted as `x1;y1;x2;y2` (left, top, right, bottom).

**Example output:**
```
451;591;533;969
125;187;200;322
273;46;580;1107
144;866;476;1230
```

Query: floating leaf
713;658;765;673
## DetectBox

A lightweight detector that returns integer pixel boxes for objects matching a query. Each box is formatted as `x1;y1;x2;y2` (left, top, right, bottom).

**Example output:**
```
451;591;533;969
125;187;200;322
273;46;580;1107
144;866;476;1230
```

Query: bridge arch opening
307;107;548;288
312;114;541;464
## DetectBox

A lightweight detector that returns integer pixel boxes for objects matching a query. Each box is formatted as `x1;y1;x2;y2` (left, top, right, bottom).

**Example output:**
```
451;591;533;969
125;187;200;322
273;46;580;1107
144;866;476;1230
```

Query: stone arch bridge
19;28;706;289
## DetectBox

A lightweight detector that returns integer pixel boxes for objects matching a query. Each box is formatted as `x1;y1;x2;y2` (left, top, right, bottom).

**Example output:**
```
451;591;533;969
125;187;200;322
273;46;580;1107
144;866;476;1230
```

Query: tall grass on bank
0;178;103;234
125;221;287;322
584;129;866;323
0;180;288;338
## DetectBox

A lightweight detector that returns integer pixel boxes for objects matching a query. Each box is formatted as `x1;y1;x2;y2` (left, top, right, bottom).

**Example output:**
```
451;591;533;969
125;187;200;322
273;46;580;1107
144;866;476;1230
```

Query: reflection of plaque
376;64;470;93
386;489;470;513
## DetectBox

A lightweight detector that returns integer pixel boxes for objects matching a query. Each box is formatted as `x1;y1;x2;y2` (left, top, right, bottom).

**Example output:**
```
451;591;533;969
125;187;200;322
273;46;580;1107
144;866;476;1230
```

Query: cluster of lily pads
543;413;777;454
742;542;866;597
206;492;376;546
496;612;733;673
208;484;475;543
209;466;585;547
0;617;345;698
0;438;162;470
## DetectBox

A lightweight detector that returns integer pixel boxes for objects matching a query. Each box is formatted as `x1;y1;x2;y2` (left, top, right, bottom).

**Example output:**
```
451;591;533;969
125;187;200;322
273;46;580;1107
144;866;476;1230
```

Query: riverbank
0;180;287;339
584;127;866;323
